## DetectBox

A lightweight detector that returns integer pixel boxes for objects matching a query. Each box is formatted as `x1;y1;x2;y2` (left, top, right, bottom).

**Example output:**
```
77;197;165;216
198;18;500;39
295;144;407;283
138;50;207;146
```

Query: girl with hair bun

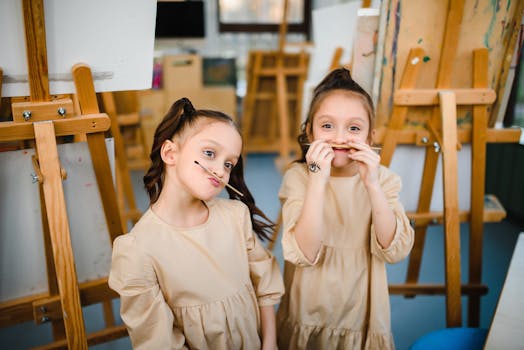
277;68;414;349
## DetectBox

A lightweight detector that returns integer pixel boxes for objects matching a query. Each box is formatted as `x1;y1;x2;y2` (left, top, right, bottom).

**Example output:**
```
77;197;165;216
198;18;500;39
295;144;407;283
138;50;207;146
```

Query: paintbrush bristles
193;160;244;197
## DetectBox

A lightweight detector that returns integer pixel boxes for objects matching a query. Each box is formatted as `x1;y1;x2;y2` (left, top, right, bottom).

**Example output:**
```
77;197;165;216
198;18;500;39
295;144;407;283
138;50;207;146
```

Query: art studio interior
0;0;523;349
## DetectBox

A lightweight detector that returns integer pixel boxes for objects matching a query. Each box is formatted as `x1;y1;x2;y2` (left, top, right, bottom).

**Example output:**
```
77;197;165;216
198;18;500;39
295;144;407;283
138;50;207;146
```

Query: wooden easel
377;0;523;327
100;92;145;232
0;1;127;348
241;0;309;166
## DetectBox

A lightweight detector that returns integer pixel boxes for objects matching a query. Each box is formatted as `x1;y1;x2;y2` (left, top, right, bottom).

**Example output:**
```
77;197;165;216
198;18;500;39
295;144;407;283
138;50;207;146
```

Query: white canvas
308;1;361;84
0;139;115;301
0;0;156;97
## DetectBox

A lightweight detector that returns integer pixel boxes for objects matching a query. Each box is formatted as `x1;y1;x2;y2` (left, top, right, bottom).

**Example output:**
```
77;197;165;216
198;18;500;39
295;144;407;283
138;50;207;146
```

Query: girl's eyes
319;124;361;132
203;149;215;158
203;149;235;171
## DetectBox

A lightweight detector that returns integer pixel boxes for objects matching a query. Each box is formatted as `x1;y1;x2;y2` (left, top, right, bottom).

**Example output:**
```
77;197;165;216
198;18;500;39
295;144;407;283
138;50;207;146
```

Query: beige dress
277;163;414;350
109;198;284;350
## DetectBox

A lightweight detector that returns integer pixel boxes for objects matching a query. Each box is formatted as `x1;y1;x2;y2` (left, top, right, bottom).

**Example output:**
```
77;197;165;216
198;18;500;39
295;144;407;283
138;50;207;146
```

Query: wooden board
0;140;115;302
484;233;524;349
374;0;523;128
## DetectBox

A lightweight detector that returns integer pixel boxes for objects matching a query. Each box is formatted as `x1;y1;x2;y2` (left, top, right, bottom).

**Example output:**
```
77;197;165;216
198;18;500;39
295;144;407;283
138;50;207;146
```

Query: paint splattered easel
374;0;524;327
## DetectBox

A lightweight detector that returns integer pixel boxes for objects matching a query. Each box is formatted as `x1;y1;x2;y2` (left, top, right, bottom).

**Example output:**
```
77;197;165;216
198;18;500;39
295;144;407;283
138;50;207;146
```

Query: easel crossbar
0;114;111;142
0;278;116;328
12;99;75;122
394;88;496;106
407;205;506;227
374;127;521;146
32;325;128;350
389;283;488;295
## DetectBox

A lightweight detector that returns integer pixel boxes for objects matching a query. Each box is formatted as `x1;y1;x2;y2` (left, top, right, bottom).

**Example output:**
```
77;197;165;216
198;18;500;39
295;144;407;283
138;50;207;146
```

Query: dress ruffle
278;318;395;350
172;284;261;349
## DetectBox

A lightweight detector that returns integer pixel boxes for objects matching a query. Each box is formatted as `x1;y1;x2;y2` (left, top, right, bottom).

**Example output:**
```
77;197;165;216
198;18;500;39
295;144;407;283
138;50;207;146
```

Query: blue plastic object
409;327;488;350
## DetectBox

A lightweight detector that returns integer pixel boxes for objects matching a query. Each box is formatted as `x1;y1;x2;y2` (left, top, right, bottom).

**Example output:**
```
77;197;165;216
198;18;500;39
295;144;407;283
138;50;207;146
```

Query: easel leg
72;64;124;242
241;52;262;158
102;300;116;327
276;57;291;164
37;180;66;340
406;151;439;285
34;121;88;349
72;64;121;329
380;48;425;167
101;91;141;231
379;48;429;294
439;91;462;327
468;48;489;327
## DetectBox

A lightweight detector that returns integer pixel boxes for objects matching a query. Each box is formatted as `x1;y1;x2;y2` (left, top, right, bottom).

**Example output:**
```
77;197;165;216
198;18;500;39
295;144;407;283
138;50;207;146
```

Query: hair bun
182;98;196;116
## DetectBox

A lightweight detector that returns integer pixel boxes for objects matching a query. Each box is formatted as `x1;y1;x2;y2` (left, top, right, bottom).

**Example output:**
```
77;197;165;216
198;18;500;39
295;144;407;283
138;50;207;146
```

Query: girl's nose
334;128;347;143
212;165;225;178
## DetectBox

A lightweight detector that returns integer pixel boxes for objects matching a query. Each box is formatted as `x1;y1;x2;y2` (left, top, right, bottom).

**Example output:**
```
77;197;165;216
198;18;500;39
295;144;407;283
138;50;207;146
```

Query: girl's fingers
306;140;330;161
348;152;379;166
306;140;333;175
319;146;334;162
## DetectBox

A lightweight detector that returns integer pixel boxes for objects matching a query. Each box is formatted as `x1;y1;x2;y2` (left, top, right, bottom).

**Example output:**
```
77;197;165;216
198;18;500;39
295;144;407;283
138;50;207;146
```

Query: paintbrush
194;160;244;197
305;143;382;151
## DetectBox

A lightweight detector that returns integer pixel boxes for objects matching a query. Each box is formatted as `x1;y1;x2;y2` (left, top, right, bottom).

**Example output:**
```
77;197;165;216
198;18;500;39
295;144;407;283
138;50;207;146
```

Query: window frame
217;0;311;39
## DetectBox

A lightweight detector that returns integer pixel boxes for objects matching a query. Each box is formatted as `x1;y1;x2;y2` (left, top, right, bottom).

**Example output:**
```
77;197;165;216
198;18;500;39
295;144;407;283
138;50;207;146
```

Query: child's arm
366;182;397;248
369;170;415;263
109;235;187;349
348;142;396;248
292;140;334;262
292;172;329;261
260;305;278;350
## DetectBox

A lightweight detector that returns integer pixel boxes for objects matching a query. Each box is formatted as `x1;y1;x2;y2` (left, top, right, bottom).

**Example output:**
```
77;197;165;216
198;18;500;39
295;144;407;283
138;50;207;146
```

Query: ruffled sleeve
279;164;323;267
108;234;187;350
370;168;414;263
240;203;285;307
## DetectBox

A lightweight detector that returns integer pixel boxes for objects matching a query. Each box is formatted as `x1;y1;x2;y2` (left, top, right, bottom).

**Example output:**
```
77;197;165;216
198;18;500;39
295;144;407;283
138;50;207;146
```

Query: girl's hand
347;141;380;188
305;140;334;180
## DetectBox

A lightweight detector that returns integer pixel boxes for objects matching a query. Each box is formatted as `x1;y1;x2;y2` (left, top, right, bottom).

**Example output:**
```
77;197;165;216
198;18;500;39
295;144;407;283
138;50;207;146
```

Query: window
217;0;311;38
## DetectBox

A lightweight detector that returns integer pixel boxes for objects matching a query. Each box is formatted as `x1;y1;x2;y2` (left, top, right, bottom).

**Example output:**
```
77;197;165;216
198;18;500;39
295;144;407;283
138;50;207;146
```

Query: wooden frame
0;1;126;347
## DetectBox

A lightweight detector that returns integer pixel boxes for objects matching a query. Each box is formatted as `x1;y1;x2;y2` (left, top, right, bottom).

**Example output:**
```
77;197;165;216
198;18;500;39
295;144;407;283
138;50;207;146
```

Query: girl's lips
209;177;221;187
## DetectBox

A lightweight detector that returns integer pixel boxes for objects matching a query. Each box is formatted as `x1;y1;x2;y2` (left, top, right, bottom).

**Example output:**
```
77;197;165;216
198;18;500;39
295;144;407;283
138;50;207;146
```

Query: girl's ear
160;139;178;165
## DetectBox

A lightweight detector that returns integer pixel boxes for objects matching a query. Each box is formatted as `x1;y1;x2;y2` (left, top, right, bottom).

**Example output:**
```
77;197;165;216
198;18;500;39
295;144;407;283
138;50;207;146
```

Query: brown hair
143;97;275;241
296;67;375;162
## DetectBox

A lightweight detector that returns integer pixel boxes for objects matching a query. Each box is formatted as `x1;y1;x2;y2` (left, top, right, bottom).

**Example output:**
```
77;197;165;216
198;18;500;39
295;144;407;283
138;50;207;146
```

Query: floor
1;153;522;350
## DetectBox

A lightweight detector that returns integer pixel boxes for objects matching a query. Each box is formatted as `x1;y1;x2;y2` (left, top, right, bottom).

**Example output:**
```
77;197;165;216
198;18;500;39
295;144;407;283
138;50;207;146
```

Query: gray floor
1;153;522;349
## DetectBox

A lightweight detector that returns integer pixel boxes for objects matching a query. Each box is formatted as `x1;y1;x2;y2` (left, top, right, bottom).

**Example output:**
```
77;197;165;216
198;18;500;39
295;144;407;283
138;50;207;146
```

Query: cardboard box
137;89;166;151
166;87;237;121
162;54;203;90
